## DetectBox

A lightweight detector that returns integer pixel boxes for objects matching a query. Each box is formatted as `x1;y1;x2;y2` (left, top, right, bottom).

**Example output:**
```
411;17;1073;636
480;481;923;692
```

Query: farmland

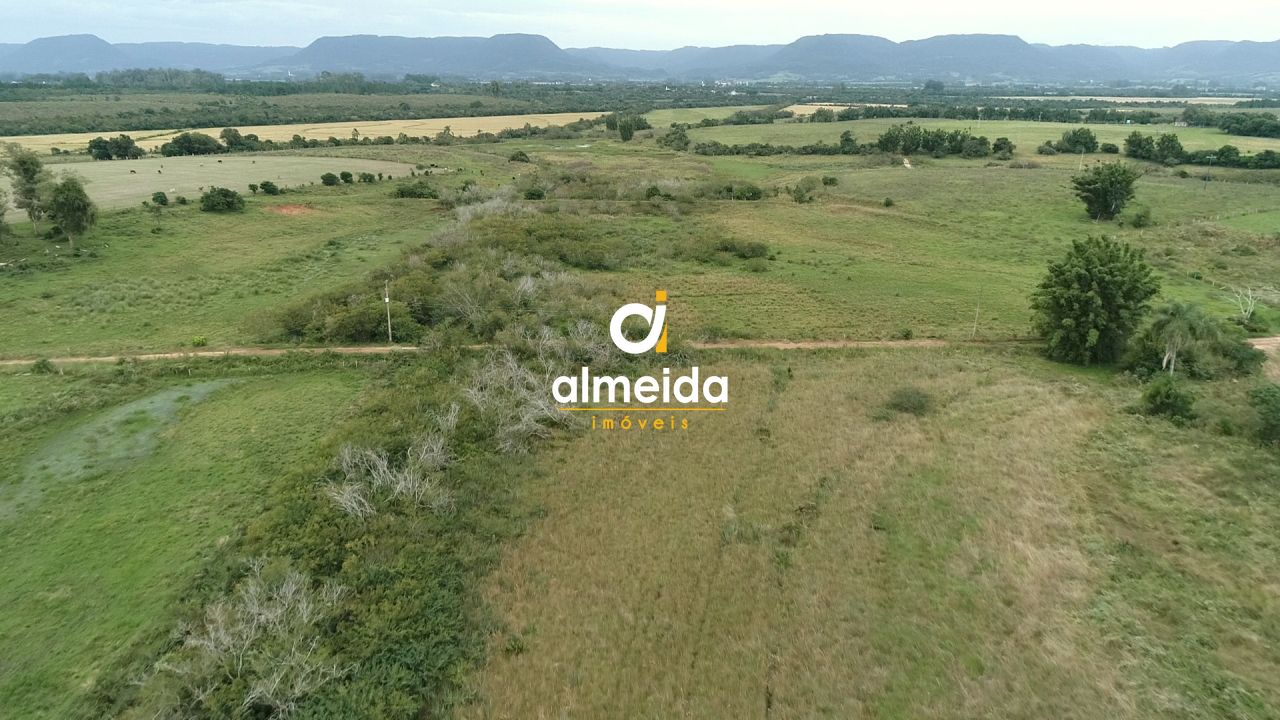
2;99;1280;720
1;110;607;155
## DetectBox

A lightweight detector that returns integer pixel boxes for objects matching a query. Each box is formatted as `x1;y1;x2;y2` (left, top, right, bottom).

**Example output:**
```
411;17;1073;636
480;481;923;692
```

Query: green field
689;117;1280;155
2;113;1279;718
10;154;417;209
0;185;450;356
0;368;364;717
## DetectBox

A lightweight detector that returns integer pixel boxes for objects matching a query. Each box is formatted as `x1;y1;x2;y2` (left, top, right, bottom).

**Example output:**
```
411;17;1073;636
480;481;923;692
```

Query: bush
1127;206;1153;228
248;183;258;195
31;357;55;374
199;187;245;213
881;386;934;417
150;191;169;206
191;335;208;347
1032;236;1159;365
392;180;439;199
789;176;821;204
522;187;545;200
508;150;531;163
882;197;894;207
259;180;280;195
1101;143;1120;154
339;171;354;184
1249;384;1280;446
1037;142;1058;155
744;257;769;272
1140;376;1196;424
358;172;376;183
320;172;340;186
175;195;188;205
821;176;839;186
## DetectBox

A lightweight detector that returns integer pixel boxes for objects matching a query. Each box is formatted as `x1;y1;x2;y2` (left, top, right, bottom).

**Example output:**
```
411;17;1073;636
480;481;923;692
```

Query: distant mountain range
1;32;1278;85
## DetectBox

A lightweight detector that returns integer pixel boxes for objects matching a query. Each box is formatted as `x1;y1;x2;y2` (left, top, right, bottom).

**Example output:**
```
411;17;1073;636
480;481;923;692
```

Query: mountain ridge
1;32;1278;84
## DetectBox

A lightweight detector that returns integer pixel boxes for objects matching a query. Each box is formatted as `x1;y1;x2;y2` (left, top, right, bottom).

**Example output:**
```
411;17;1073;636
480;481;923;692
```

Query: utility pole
384;280;393;345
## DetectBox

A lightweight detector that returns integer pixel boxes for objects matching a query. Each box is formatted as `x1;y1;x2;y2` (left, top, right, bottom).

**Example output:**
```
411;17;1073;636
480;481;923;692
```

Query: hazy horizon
1;0;1278;51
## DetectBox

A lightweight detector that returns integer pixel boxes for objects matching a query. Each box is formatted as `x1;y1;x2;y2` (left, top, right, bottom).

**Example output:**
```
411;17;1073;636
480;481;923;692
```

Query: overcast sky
2;0;1278;49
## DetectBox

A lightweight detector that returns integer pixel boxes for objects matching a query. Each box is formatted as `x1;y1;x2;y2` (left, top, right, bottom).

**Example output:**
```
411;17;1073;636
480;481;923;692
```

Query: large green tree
1031;236;1159;365
1071;163;1142;221
46;176;97;251
2;144;53;232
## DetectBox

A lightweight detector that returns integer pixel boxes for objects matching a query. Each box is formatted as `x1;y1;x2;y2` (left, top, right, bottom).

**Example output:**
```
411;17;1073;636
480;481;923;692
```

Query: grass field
2;112;1279;719
463;348;1280;718
689;117;1280;155
1;110;607;155
0;368;364;718
644;105;769;126
0;183;450;356
7;154;417;209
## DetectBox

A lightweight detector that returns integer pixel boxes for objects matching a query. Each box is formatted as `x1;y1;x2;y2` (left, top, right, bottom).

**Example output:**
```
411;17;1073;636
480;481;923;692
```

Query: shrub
31;357;55;374
1249;384;1280;446
509;150;531;163
892;327;914;340
1101;143;1120;154
358;172;376;183
821;176;839;186
199;187;245;213
523;187;545;200
1127;205;1153;228
320;172;340;186
732;183;764;201
882;197;894;207
258;180;280;195
151;191;169;206
1140;375;1195;424
392;180;439;199
1072;163;1142;221
339;171;354;184
744;257;769;272
248;183;258;195
1037;142;1058;155
175;195;189;205
1032;236;1159;365
789;176;821;204
191;335;208;347
883;386;934;416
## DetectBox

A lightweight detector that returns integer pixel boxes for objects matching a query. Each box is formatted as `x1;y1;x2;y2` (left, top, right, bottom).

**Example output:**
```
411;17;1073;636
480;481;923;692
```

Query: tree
248;183;259;195
199;187;245;212
1146;301;1218;375
1031;236;1159;365
1058;127;1099;153
618;116;636;141
151;191;169;206
1071;163;1142;221
339;171;354;184
993;137;1016;156
259;180;280;195
2;144;52;232
923;79;945;93
320;172;340;186
160;132;222;156
1124;131;1156;160
1154;133;1185;164
0;187;8;238
46;176;97;251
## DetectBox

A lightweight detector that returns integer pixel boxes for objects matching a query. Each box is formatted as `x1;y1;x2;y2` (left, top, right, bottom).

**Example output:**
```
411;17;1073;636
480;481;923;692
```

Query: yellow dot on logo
655;289;667;303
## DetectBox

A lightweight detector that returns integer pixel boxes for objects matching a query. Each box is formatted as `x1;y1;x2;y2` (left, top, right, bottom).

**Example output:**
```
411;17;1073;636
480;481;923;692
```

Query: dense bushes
1250;384;1280;446
198;187;244;212
1140;376;1196;424
159;131;223;156
391;179;439;199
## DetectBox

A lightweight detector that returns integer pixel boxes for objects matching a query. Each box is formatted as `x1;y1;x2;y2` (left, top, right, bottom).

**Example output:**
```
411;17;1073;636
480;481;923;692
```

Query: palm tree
1148;301;1218;375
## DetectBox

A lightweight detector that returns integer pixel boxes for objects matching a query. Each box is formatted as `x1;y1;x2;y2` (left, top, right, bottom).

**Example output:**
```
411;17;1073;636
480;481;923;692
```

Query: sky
1;0;1278;49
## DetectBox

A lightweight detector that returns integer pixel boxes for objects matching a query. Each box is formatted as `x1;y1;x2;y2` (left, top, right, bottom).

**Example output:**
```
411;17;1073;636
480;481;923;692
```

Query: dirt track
1;336;1277;370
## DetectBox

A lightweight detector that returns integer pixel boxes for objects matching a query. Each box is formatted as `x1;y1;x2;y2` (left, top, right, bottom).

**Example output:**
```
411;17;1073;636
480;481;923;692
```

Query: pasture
13;154;417;209
464;348;1280;718
0;368;364;718
689;116;1280;154
1;110;607;155
2;113;1279;719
